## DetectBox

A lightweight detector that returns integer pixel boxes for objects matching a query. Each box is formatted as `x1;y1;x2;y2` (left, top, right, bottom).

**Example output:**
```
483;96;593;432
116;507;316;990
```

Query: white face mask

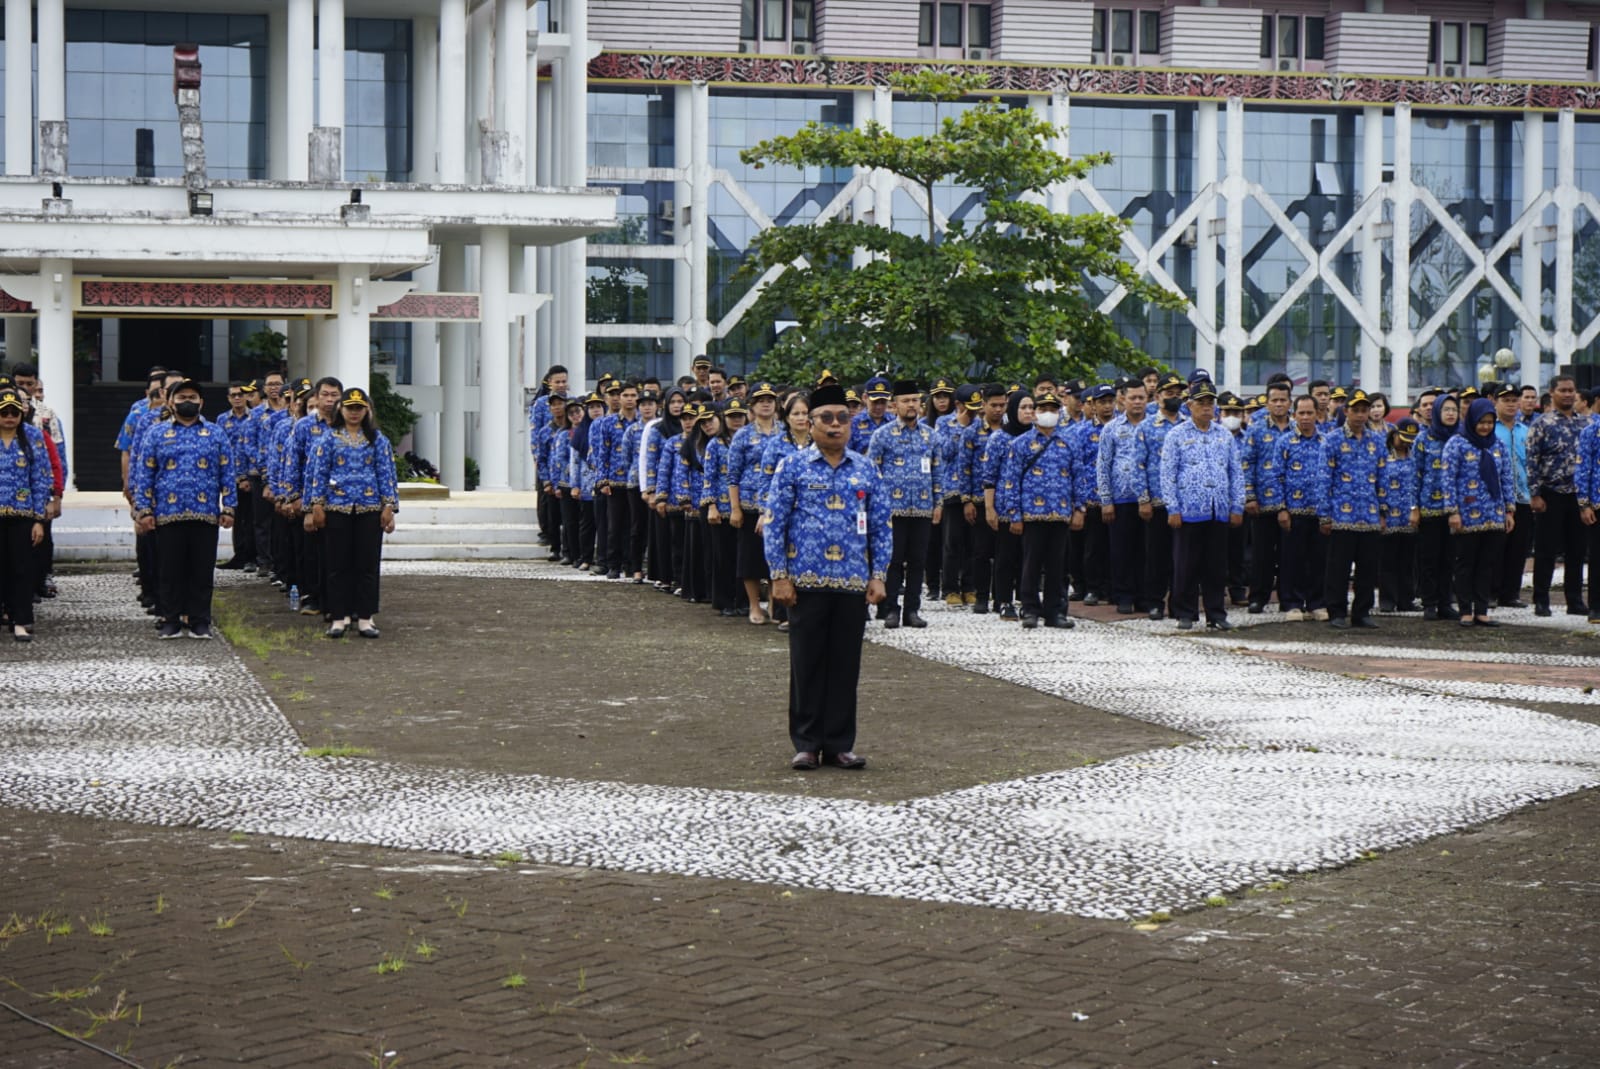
1035;410;1061;429
1221;415;1242;432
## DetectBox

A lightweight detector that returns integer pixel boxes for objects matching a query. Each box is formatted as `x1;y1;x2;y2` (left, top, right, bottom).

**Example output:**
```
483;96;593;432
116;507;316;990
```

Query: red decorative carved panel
372;293;482;321
79;280;334;314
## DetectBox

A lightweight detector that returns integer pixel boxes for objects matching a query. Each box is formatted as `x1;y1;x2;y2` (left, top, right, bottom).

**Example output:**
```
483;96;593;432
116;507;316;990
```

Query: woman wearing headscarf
1414;393;1460;620
1443;397;1515;626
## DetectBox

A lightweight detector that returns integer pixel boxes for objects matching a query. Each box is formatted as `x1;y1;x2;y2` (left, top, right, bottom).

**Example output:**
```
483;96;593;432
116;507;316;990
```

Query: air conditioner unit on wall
1443;64;1457;77
966;47;990;60
1278;58;1292;71
793;41;813;54
738;39;756;53
1111;53;1127;65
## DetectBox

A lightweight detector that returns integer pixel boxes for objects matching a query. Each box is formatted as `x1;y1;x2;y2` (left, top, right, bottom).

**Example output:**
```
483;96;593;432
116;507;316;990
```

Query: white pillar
439;242;467;491
438;0;467;183
495;0;527;183
287;0;315;181
509;245;531;489
5;0;32;175
535;82;555;379
413;17;439;182
1360;106;1384;392
687;81;711;362
36;0;63;124
469;2;493;183
318;0;346;145
268;8;289;179
36;258;72;486
559;0;589;387
1554;108;1576;373
335;263;372;396
1390;102;1414;406
1521;110;1545;389
525;34;539;186
1222;97;1246;392
672;84;695;373
1196;100;1219;379
872;85;894;232
850;89;875;271
310;315;338;381
477;228;511;490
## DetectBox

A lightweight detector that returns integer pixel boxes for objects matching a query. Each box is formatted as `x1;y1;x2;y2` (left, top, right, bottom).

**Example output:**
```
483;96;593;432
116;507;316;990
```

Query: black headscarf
1428;394;1459;443
1461;397;1502;502
1001;391;1031;438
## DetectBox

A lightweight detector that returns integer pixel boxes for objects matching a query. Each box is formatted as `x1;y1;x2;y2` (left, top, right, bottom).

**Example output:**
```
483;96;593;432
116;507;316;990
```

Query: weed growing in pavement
373;886;395;901
502;973;527;989
228;832;249;843
44;918;72;943
214;594;295;662
577;967;587;994
412;940;437;960
45;985;97;1002
445;896;468;918
302;744;372;758
608;1051;651;1064
375;952;407;975
287;690;312;702
0;913;26;940
1204;894;1228;908
1266;880;1288;891
85;912;114;937
214;893;263;930
1143;911;1173;924
361;1042;402;1067
153;894;166;915
279;944;311;972
492;850;523;868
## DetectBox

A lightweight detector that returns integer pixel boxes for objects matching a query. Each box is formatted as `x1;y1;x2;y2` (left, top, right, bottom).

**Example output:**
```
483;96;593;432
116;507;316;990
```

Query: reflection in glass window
939;4;962;47
1111;10;1133;53
1139;10;1159;54
1306;17;1325;62
969;5;991;50
1278;16;1298;60
764;0;786;41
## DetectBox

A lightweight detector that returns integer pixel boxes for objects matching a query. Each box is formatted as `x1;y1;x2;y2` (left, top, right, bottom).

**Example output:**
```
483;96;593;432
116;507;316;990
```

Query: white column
559;0;589;387
672;84;694;372
438;242;467;491
310;315;338;381
287;0;315;180
36;258;72;486
335;263;372;396
850;89;875;271
438;0;467;183
525;34;539;186
413;17;439;182
5;0;32;175
468;2;493;183
495;0;527;183
1554;108;1576;373
318;0;346;141
509;245;531;489
1222;97;1246;392
872;85;894;232
478;228;511;490
687;81;711;362
1196;100;1219;378
1359;106;1384;392
267;8;289;179
1390;102;1414;406
36;0;63;124
410;264;441;462
1520;110;1545;389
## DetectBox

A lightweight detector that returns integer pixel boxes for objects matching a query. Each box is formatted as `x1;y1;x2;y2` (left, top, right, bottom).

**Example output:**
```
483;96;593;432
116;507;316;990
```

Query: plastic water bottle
288;584;300;613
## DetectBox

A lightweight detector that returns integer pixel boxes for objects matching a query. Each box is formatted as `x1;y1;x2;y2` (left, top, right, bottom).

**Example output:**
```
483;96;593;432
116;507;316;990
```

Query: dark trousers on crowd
1072;509;1109;598
271;512;292;582
667;510;686;588
941;500;972;598
1019;521;1069;620
1249;511;1283;607
1144;505;1173;614
1455;529;1506;618
682;514;710;602
647;507;670;583
0;515;37;627
1416;514;1456;612
251;480;274;573
1172;519;1231;624
1109;502;1146;609
885;515;931;616
135;529;157;603
324;510;383;621
1499;502;1533;605
1534;491;1586;611
604;490;629;574
1323;528;1380;622
706;511;737;610
1380;531;1418;610
31;519;53;593
230;487;257;565
1228;519;1248;600
924;514;942;598
626;489;648;576
1279;514;1327;612
559;494;581;563
992;524;1020;608
593;492;611;574
302;528;325;607
155;519;220;630
539;490;562;559
575;499;596;565
285;519;305;594
968;505;995;606
787;588;866;756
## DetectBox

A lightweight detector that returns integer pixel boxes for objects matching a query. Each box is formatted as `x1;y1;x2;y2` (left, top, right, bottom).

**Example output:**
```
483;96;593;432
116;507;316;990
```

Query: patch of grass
279;944;311;972
608;1052;650;1064
501;972;527;989
286;690;312;703
45;986;97;1003
1204;894;1228;908
152;894;166;916
85;913;114;938
302;674;316;684
268;670;287;681
215;893;263;930
213;593;296;663
412;940;437;961
301;744;372;759
1265;880;1288;891
374;953;407;976
45;919;72;943
492;850;523;865
373;887;395;901
577;967;587;994
0;913;27;940
446;896;468;919
228;832;249;843
1143;911;1172;924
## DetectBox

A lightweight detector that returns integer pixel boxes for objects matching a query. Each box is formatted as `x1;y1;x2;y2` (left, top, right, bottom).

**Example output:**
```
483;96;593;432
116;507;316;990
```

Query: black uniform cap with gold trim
340;387;371;408
0;388;26;413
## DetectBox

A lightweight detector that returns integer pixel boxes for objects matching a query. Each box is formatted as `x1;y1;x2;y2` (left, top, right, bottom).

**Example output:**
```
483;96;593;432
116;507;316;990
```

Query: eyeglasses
811;411;848;425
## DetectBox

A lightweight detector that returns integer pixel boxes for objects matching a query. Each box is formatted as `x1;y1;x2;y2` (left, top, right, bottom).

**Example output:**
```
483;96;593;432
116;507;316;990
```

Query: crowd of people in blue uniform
528;355;1586;650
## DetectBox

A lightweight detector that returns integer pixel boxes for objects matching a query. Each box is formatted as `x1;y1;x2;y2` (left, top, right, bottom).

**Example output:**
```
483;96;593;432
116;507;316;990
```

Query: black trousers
625;488;647;575
324;510;383;621
302;528;325;606
1380;531;1417;609
155;520;220;629
992;523;1020;607
941;499;972;597
1280;514;1327;611
271;512;292;582
1019;521;1069;618
558;494;580;563
1172;519;1230;624
1144;505;1173;612
1499;502;1533;604
885;515;931;615
1534;490;1586;609
1109;502;1145;608
593;491;611;573
1323;528;1380;621
682;514;710;602
230;484;257;564
924;513;942;598
539;490;562;558
0;515;37;627
1416;514;1456;612
1228;519;1248;597
604;489;630;574
647;506;670;583
31;519;52;593
969;504;995;605
706;511;737;609
1074;508;1109;597
787;588;866;755
667;510;686;588
575;498;596;565
1248;511;1282;607
251;479;274;572
136;529;156;601
1454;529;1506;618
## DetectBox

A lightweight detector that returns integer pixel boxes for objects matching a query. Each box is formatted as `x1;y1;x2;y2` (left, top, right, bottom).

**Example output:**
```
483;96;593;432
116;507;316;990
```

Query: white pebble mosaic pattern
3;572;1600;920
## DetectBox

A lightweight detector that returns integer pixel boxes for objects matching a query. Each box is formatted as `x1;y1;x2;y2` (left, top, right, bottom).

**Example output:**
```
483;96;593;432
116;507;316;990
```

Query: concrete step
386;522;536;545
381;542;548;560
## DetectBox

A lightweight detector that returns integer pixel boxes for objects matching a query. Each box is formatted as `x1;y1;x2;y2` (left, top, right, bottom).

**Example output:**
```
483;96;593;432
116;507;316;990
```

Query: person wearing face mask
982;390;1033;620
961;384;1009;614
1134;373;1187;620
1218;392;1250;606
999;391;1082;630
1319;389;1387;630
130;380;237;640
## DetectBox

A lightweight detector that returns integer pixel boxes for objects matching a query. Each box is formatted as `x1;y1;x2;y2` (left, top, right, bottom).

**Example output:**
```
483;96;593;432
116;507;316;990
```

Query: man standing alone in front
764;384;891;772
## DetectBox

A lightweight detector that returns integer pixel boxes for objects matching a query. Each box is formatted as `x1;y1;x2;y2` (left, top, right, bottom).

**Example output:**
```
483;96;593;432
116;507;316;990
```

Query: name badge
921;457;931;474
857;509;868;536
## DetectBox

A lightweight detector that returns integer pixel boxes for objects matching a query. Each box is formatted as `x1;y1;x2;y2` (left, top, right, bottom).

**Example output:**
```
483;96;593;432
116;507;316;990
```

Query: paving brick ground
1;569;1598;1067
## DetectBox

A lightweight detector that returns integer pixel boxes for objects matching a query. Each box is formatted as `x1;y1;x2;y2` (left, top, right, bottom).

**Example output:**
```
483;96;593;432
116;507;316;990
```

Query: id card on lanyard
857;489;868;536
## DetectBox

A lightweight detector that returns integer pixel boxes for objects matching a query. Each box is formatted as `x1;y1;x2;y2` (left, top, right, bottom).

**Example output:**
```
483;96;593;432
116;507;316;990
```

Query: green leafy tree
736;71;1183;386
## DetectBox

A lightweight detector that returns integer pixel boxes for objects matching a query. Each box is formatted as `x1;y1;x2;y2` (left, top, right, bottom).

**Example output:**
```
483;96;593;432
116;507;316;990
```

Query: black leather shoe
1534;603;1553;617
1499;599;1527;609
358;625;381;639
972;601;989;615
1353;617;1380;629
883;609;902;629
1439;606;1460;620
1329;617;1351;630
902;611;928;629
1176;618;1194;631
1148;606;1166;621
1083;593;1100;607
828;751;867;770
1116;602;1135;614
1068;589;1086;602
1206;619;1235;632
1568;603;1590;616
1043;615;1075;629
1020;614;1039;630
1247;602;1264;615
1423;606;1440;621
791;751;820;771
1378;600;1396;613
999;603;1019;621
1474;618;1502;628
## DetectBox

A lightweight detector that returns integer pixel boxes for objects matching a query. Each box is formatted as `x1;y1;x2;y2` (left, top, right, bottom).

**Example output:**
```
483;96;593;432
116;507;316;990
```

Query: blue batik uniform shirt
1382;449;1418;531
306;430;399;513
0;424;53;519
757;434;801;513
957;422;1000;503
1096;412;1146;506
1160;421;1244;523
131;418;237;524
866;419;939;518
1133;412;1183;506
1241;416;1294;511
1276;429;1327;516
1442;434;1514;531
998;427;1079;522
1319;425;1387;531
728;422;781;509
763;445;892;592
848;410;889;454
